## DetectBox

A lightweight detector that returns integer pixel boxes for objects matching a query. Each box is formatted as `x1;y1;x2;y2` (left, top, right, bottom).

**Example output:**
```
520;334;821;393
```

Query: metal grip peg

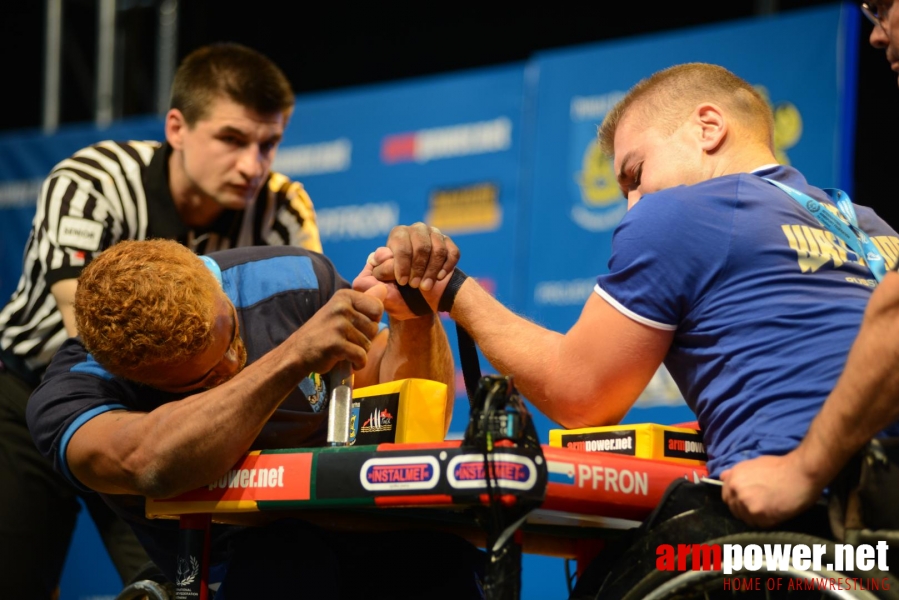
326;360;354;446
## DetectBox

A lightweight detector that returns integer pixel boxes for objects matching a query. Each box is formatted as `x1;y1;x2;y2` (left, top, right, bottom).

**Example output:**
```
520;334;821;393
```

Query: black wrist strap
396;268;469;316
438;268;468;313
396;284;433;317
456;323;481;410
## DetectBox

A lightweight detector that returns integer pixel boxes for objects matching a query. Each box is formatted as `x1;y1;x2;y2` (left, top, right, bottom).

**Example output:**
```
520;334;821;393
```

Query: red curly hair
74;239;221;377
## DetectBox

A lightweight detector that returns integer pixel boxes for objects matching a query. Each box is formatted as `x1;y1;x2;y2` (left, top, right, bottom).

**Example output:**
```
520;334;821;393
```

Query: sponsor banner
425;182;502;235
381;118;512;164
315;201;400;243
0;178;43;209
151;451;313;505
559;431;636;456
0;206;40;301
446;453;539;492
663;430;708;462
351;392;400;445
148;443;699;521
314;444;546;503
540;446;707;521
359;455;440;492
551;423;707;466
272;138;352;177
315;447;454;500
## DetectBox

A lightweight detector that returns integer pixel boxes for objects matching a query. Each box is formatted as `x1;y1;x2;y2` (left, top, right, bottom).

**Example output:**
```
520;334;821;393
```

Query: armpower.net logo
656;541;892;592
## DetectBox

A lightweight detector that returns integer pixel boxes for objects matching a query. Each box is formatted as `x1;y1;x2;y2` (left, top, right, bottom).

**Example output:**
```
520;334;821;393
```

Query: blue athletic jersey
595;165;899;476
26;245;348;579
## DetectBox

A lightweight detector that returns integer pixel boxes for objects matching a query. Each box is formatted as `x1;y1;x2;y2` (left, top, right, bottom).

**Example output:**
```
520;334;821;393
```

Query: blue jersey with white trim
595;165;899;476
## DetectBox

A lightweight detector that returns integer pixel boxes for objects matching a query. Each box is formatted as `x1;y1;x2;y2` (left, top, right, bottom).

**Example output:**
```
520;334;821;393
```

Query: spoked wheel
114;579;173;600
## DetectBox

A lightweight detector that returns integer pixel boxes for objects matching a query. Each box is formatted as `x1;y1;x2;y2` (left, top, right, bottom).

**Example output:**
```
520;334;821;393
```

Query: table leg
574;538;605;577
175;514;210;600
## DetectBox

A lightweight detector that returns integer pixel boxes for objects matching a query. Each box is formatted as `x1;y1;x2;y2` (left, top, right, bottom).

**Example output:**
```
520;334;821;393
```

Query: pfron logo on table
656;541;892;592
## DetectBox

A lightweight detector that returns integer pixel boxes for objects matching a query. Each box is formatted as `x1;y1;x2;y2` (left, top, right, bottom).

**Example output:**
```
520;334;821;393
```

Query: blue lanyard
763;178;886;283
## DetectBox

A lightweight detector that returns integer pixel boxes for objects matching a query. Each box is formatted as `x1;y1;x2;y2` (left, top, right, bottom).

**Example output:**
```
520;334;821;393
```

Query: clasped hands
352;222;461;320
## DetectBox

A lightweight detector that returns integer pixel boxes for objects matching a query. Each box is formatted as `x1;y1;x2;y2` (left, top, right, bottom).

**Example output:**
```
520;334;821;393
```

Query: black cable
565;559;576;596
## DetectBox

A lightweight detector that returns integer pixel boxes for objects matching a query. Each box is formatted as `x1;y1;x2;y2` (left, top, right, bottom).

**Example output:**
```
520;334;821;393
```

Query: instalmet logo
656;541;891;592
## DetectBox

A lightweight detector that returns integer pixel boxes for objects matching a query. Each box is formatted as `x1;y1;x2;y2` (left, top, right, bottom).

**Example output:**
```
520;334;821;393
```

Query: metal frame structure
41;0;179;133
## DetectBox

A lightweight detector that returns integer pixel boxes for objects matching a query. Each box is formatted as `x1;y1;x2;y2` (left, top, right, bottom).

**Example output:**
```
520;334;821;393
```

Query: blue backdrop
0;4;857;599
280;64;529;436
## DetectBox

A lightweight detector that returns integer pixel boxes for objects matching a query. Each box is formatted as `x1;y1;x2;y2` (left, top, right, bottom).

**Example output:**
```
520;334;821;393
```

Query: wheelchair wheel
114;579;172;600
619;531;897;600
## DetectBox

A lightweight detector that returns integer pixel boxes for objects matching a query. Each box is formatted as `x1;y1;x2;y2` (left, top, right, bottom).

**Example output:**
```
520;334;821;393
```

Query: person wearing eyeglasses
720;0;899;529
863;1;899;85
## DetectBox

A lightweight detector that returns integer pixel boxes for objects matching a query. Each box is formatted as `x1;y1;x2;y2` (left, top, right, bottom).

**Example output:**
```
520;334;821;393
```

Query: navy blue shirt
26;245;348;579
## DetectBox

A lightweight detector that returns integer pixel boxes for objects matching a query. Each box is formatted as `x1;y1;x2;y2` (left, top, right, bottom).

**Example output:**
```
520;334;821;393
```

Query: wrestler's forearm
117;336;313;498
379;314;453;387
446;278;671;429
447;280;569;420
379;314;455;430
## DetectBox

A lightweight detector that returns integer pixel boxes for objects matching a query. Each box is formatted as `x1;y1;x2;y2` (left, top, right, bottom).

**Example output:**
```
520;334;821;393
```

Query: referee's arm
50;279;79;336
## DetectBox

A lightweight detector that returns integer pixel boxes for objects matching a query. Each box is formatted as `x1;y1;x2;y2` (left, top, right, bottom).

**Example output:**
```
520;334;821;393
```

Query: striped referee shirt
0;140;322;383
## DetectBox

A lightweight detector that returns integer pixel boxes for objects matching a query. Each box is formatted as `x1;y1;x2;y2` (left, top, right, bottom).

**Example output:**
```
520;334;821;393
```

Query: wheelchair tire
114;579;173;600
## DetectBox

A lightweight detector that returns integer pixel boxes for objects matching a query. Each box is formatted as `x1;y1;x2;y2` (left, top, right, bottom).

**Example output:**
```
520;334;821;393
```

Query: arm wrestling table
146;440;708;599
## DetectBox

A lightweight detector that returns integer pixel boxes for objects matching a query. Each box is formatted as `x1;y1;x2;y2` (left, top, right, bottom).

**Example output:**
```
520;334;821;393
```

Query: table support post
482;520;524;600
574;538;606;577
176;513;211;599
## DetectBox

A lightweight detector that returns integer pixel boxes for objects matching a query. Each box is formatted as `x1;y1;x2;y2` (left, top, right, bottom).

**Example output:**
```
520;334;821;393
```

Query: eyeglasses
862;2;891;29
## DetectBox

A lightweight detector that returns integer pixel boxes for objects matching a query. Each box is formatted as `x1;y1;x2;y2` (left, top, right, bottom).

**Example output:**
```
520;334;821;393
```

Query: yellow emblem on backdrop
577;139;621;207
755;85;803;166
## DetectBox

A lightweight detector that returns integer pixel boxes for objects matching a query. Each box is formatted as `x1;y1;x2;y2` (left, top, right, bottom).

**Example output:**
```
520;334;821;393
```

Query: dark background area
1;1;896;224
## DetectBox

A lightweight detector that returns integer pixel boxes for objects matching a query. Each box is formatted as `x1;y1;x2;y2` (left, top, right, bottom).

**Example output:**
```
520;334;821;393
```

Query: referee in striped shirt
0;43;322;599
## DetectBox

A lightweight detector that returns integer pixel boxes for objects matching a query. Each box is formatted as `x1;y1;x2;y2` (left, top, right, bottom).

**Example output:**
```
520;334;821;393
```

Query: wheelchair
114;561;174;600
114;559;222;600
571;438;899;600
